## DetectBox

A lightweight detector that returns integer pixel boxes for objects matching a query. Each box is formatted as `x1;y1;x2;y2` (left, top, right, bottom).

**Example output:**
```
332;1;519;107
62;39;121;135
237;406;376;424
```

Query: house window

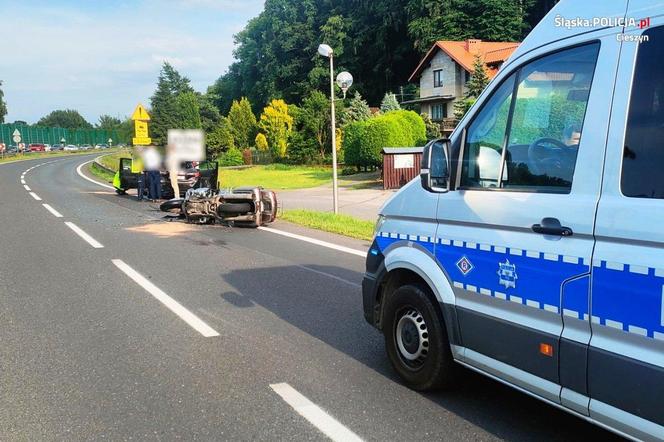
465;70;471;83
432;103;446;121
433;69;443;88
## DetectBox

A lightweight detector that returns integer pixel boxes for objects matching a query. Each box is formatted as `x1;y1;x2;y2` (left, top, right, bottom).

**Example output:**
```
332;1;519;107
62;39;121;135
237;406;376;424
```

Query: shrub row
343;110;426;168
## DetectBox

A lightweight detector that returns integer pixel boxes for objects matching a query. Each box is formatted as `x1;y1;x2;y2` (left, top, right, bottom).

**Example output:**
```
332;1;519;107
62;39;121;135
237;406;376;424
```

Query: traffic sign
132;137;152;146
131;104;151;121
134;120;149;138
12;129;21;143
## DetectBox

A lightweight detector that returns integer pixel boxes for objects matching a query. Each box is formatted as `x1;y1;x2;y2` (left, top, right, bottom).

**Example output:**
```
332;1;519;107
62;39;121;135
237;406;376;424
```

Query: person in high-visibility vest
132;146;146;201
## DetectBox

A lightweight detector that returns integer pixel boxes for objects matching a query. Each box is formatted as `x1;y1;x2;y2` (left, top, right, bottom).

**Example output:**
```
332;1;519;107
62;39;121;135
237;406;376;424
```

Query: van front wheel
383;284;455;391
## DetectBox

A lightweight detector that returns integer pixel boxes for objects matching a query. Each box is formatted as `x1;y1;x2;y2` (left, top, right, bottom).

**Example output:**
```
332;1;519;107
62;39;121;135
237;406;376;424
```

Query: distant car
64;145;78;151
79;144;92;150
95;144;109;149
44;144;52;151
7;145;18;154
29;143;46;152
51;144;64;151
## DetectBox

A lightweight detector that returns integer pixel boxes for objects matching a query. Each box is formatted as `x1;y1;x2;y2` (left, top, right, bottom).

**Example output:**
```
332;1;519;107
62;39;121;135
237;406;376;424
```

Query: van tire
383;283;455;391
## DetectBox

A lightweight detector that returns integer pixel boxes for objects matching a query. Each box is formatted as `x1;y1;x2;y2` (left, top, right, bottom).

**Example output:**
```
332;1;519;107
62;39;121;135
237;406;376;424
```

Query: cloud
0;0;262;124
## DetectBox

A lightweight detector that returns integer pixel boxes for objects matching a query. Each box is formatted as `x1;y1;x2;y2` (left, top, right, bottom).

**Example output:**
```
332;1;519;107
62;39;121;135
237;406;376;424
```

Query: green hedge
219;147;244;167
343;110;426;168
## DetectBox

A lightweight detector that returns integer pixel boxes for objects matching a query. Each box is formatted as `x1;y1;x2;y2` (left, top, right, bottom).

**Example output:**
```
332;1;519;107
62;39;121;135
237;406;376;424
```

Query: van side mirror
420;139;451;193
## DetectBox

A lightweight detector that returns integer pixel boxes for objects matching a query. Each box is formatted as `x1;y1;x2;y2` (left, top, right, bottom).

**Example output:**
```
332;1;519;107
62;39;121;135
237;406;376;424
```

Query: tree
407;0;534;53
380;93;401;112
174;92;202;129
255;133;268;151
0;80;7;124
296;91;331;159
341;92;372;126
38;109;92;129
150;62;195;144
258;99;293;159
466;54;490;98
208;0;554;111
198;92;221;133
227;97;258;149
206;116;235;159
455;54;489;119
97;115;122;130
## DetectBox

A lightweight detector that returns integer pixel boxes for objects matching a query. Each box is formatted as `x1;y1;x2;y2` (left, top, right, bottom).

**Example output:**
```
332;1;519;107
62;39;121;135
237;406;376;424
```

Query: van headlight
373;215;386;239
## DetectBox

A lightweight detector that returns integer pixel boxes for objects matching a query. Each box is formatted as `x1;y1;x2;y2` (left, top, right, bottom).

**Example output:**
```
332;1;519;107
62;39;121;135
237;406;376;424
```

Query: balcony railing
441;118;459;132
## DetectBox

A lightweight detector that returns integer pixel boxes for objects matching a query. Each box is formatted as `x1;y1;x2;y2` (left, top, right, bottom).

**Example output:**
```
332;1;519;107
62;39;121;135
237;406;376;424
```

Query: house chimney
465;39;481;53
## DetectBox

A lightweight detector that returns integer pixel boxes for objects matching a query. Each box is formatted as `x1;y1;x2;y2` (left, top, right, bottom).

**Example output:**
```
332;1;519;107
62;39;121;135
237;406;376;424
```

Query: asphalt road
0;154;622;441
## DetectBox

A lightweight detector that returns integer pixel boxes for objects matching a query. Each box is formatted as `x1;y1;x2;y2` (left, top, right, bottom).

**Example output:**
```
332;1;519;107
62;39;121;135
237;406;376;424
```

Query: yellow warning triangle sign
131;103;151;121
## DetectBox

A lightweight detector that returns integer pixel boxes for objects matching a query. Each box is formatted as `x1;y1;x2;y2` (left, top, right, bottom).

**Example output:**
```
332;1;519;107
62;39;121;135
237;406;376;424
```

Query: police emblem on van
497;259;517;289
456;256;474;276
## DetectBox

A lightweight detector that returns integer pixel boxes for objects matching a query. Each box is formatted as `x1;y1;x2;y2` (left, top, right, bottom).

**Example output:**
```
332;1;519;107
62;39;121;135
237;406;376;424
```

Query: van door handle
531;217;573;237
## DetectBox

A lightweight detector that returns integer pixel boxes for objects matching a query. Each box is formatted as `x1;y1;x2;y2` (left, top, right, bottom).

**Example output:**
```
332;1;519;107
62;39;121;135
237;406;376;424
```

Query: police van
362;1;664;440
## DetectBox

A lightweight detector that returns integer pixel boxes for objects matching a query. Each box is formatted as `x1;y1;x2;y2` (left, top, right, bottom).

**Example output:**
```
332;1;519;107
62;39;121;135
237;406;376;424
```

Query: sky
0;0;264;124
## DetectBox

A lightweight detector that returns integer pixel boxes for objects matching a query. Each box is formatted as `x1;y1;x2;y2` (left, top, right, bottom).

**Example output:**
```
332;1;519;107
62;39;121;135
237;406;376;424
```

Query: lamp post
318;43;351;215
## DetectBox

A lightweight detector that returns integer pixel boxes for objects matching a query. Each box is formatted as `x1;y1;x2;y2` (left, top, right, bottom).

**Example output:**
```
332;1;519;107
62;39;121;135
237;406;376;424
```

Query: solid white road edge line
42;204;63;218
270;383;363;442
29;192;42;201
257;227;366;257
111;259;220;338
64;222;104;248
23;185;31;191
76;160;115;190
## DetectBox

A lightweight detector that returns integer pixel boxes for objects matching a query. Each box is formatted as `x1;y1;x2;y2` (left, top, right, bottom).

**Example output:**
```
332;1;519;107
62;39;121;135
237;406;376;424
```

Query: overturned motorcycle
159;186;277;228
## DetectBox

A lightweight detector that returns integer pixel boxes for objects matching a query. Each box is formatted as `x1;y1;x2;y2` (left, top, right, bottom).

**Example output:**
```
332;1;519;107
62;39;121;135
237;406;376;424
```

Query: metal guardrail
92;155;116;174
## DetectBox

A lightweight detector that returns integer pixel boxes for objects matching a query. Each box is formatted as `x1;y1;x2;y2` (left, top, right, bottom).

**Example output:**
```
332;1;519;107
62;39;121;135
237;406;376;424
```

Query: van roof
503;0;628;71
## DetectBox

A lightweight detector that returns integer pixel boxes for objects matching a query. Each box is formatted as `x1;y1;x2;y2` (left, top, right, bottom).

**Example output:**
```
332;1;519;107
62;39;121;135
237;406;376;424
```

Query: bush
343;111;424;169
387;110;427;146
219;147;244;167
287;130;320;165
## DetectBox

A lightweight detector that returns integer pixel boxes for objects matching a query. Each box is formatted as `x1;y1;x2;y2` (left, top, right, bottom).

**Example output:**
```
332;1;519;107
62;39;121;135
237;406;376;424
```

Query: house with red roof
404;39;519;132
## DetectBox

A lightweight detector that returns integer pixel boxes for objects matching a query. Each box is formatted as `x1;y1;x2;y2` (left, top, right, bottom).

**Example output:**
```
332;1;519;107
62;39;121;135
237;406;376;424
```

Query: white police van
362;1;664;440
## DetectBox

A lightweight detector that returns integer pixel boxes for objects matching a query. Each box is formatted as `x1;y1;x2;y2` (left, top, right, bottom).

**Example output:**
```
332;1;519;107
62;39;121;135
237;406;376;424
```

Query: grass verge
220;164;331;189
280;209;374;241
90;162;116;183
0;149;119;165
98;149;132;171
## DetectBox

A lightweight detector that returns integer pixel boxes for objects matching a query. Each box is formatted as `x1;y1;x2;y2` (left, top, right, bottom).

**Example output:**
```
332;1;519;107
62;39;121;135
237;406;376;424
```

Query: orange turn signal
539;343;554;357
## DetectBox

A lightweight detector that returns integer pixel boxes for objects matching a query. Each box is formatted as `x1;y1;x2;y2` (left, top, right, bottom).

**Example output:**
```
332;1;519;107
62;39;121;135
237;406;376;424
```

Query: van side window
622;26;664;198
461;43;600;193
460;75;515;188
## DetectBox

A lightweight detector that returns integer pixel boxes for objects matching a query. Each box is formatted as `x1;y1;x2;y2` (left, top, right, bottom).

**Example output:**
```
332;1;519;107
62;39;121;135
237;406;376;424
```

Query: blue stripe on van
376;231;664;341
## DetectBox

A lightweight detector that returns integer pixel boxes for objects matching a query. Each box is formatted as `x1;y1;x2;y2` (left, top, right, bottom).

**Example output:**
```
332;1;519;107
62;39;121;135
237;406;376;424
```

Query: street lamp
336;71;353;99
318;43;340;214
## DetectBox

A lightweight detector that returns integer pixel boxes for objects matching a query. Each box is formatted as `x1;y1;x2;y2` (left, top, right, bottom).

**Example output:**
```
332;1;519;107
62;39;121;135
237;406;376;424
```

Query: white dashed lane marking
42;204;63;218
111;259;220;337
64;222;104;249
270;383;363;442
29;192;42;201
